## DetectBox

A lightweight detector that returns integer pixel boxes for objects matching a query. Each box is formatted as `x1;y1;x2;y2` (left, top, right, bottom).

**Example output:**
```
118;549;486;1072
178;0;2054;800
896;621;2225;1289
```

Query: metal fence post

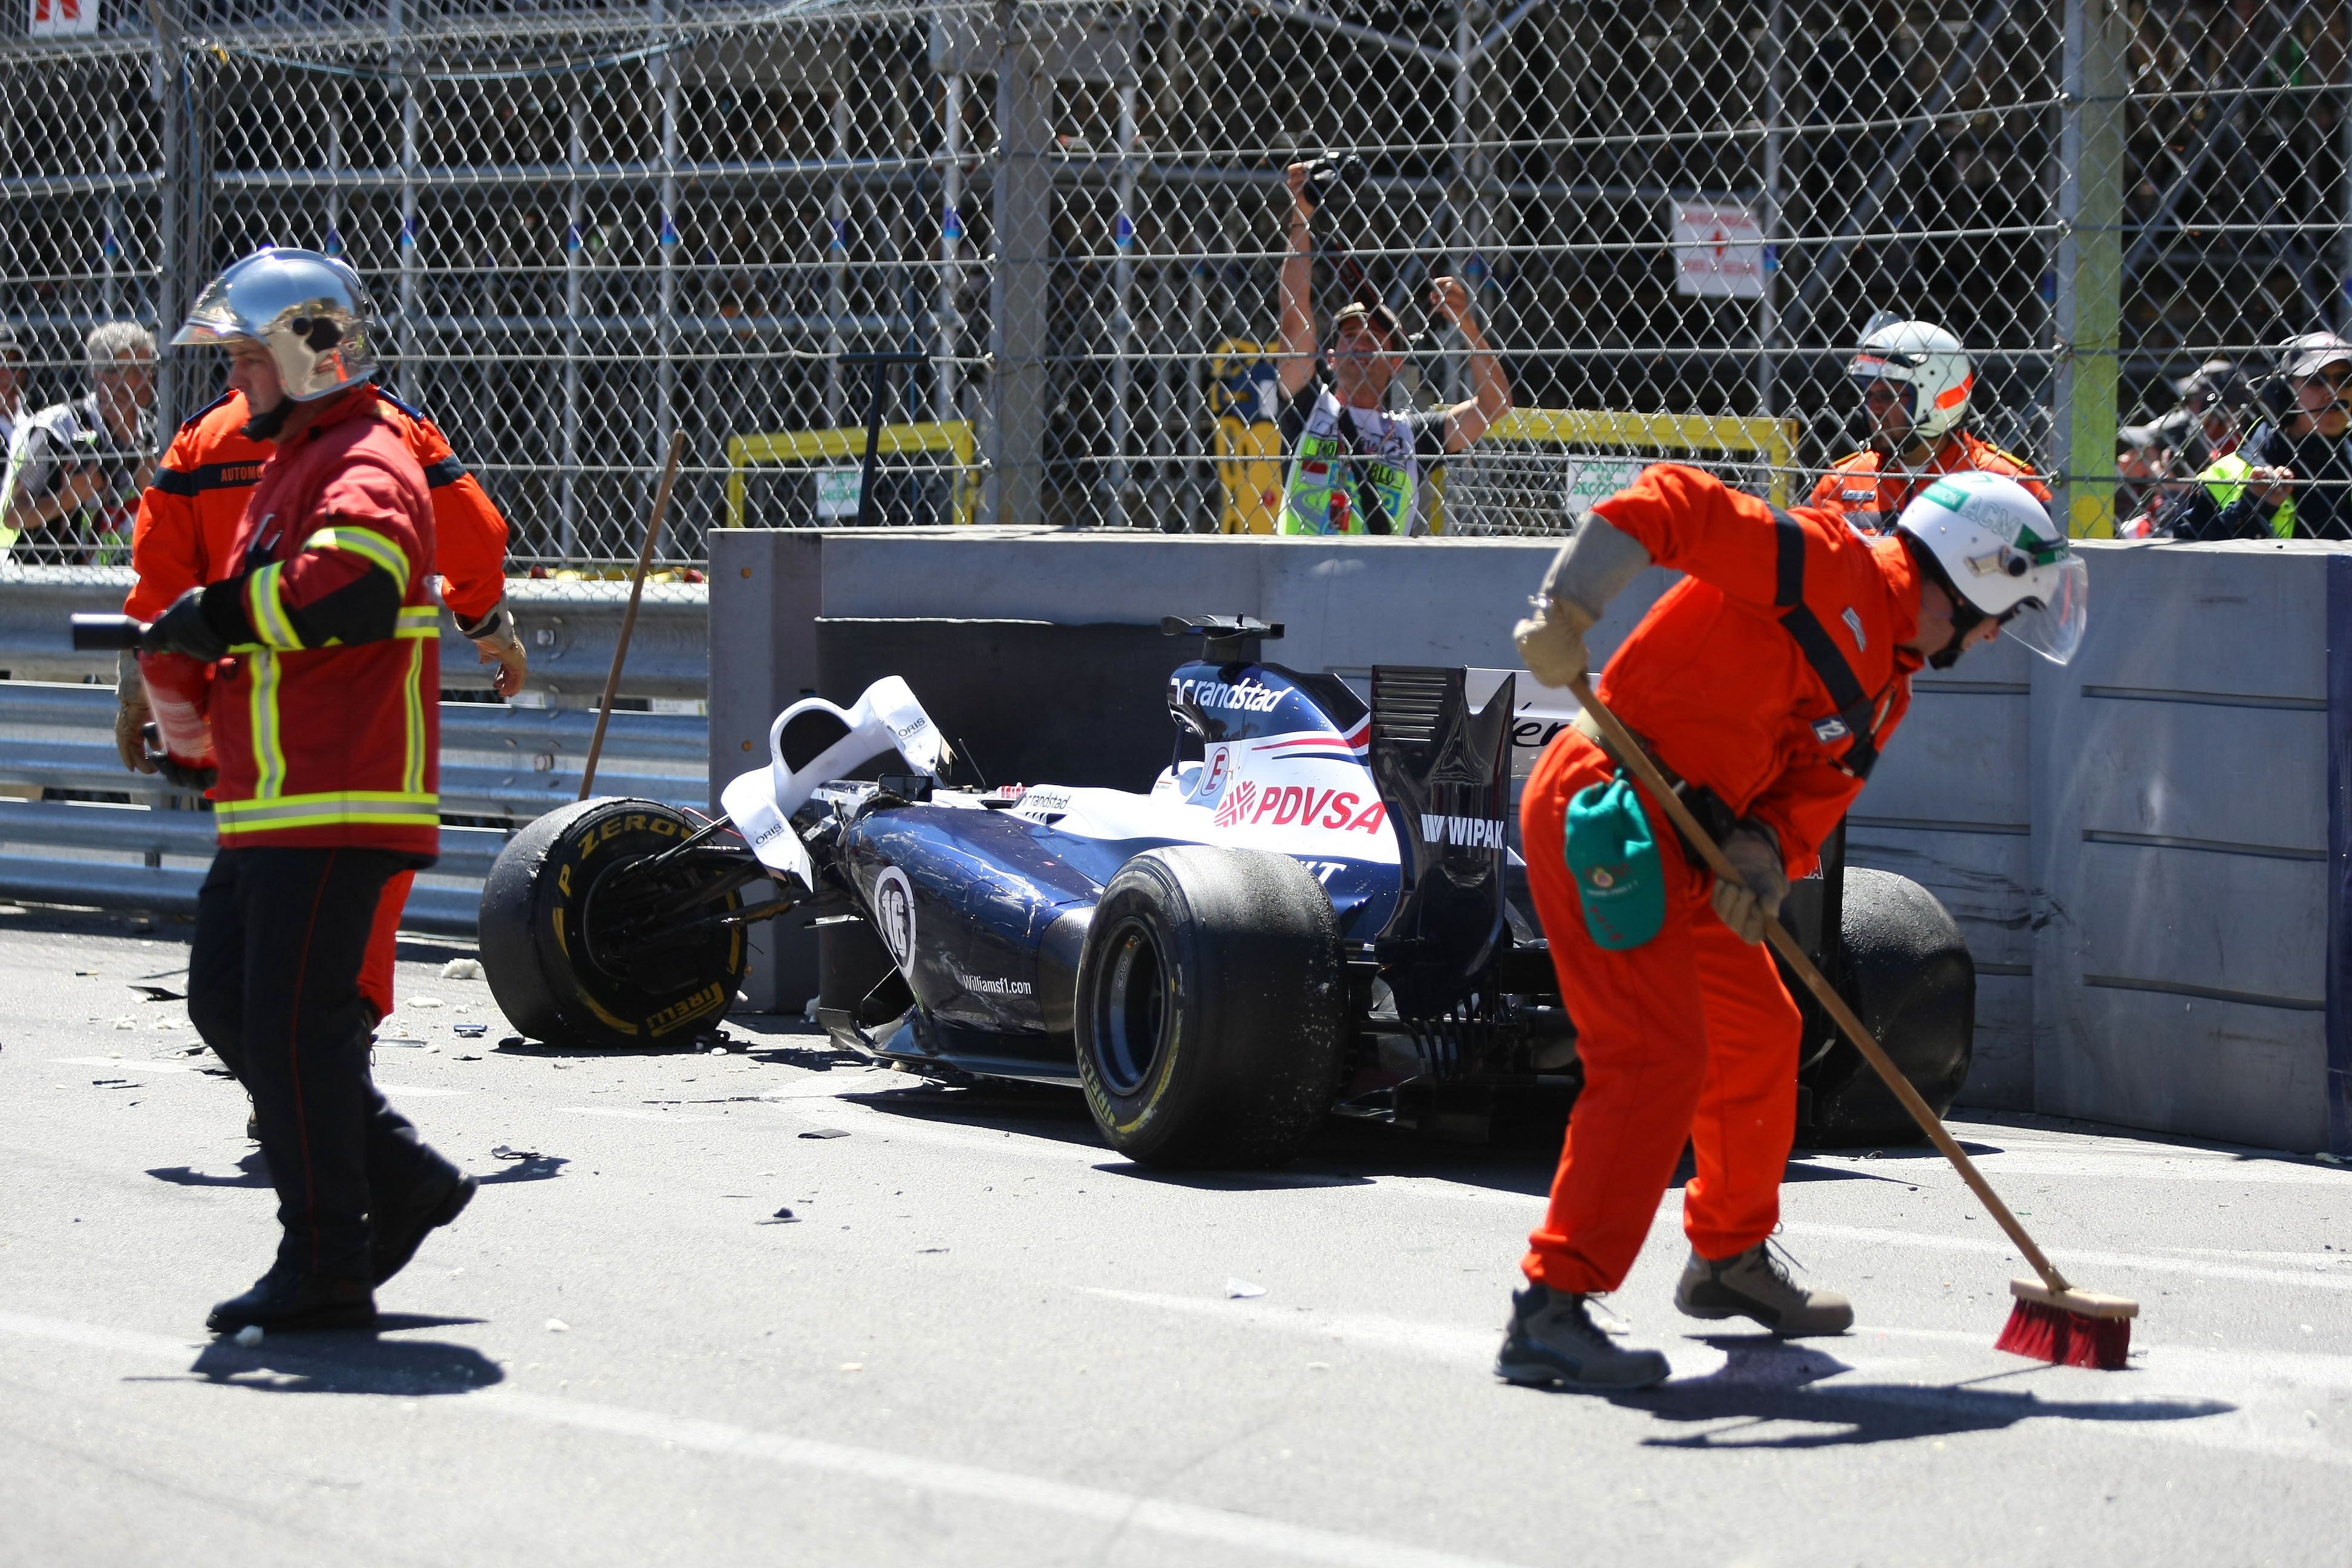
2053;0;2126;539
654;0;680;549
1757;0;1785;422
149;9;182;437
1106;66;1138;529
394;0;420;398
988;1;1051;528
936;71;964;427
562;98;586;562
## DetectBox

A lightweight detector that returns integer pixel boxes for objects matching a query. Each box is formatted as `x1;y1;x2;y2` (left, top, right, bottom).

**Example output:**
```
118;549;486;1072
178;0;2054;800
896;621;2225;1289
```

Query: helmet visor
2002;553;2088;665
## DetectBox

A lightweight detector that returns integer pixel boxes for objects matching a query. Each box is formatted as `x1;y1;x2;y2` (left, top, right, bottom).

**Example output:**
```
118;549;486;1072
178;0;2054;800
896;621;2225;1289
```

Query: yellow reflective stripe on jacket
402;638;428;796
310;525;411;589
214;791;440;833
247;650;287;799
396;606;440;639
2202;451;2296;537
244;563;304;652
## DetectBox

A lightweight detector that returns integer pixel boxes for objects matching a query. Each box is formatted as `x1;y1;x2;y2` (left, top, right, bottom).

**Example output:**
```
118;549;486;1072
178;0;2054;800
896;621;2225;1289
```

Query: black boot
207;1263;376;1334
371;1172;477;1287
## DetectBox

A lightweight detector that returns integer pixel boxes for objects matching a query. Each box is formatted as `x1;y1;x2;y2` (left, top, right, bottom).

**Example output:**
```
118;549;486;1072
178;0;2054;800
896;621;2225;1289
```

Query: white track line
1079;1292;2351;1468
1780;1221;2352;1293
560;1106;723;1123
0;1308;1528;1568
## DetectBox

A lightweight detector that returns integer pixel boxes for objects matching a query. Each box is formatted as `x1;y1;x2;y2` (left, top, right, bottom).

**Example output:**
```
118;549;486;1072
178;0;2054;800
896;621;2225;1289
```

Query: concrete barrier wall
710;527;2350;1155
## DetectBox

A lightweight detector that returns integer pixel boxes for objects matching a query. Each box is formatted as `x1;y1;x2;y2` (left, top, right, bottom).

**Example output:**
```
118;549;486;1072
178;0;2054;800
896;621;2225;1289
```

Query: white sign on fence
814;466;863;518
1670;200;1765;299
27;0;98;36
1559;458;1648;511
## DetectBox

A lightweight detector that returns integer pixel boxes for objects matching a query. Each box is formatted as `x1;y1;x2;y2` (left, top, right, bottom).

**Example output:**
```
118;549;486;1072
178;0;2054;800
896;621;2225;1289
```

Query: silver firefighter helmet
172;247;378;402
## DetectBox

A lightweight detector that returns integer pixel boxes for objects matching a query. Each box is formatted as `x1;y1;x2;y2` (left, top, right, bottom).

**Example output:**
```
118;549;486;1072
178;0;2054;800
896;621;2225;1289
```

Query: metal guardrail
0;681;711;936
0;567;712;704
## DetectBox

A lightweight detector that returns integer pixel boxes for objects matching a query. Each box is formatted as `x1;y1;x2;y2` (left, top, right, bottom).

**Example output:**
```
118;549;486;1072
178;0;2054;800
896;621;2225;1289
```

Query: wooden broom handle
1565;676;2069;1296
580;429;687;800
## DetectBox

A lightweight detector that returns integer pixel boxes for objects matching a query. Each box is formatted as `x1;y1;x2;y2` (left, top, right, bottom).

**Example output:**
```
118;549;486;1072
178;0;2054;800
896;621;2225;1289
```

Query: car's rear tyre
479;797;746;1050
1075;846;1345;1168
1802;867;1975;1147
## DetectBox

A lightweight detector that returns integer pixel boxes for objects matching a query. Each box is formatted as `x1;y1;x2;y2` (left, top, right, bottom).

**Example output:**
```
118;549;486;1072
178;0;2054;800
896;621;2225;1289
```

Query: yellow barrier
723;419;978;530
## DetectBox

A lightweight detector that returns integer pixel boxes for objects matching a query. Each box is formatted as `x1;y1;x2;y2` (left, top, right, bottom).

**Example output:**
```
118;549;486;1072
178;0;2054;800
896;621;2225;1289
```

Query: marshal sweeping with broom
1497;465;2132;1393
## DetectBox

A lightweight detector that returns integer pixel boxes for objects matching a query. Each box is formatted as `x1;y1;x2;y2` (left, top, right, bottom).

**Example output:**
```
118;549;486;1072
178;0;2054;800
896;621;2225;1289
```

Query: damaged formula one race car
479;617;1976;1166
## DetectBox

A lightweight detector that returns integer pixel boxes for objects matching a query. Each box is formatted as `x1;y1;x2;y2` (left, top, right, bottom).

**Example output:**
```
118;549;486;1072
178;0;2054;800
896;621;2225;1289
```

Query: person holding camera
1274;158;1511;535
2160;332;2352;541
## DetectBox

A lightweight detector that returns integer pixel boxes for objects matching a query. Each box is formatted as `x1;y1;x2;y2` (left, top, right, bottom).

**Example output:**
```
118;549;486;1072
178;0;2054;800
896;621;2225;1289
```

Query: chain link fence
0;0;2340;561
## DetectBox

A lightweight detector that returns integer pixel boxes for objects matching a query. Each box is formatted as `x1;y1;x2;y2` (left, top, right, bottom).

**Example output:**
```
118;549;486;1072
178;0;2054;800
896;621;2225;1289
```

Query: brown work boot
1676;1241;1854;1337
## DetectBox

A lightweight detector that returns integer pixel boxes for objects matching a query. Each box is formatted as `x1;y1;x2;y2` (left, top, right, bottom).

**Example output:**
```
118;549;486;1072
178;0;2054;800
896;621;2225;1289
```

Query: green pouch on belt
1565;774;1665;950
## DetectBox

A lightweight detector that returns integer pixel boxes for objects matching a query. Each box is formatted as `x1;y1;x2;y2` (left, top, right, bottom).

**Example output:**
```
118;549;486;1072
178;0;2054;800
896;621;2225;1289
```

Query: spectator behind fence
0;321;155;564
0;324;27;454
2161;332;2352;542
2171;358;2255;472
1274;161;1511;535
2115;420;2174;532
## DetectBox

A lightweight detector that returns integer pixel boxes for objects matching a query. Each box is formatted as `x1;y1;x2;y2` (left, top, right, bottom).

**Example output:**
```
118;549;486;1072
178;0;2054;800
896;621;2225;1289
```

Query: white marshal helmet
1894;471;2087;665
1852;316;1973;446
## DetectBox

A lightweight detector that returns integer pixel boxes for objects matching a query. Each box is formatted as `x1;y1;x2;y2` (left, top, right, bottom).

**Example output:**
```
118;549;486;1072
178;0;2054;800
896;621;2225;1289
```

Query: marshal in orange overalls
1520;465;1927;1293
1807;430;2051;535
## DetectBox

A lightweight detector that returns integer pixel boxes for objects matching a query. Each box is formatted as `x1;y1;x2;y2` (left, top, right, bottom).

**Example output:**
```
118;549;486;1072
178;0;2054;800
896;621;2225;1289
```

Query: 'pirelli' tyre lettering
647;981;728;1036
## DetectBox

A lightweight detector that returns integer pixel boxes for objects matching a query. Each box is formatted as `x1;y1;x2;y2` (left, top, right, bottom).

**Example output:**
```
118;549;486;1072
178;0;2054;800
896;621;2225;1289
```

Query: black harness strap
1766;506;1886;781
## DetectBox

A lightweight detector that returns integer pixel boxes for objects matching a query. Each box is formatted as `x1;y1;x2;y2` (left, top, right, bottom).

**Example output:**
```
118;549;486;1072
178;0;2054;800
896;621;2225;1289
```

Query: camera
1298;151;1366;209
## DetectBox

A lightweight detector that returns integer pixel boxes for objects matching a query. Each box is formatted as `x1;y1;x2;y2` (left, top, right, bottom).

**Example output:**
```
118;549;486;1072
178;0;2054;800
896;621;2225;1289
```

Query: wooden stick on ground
1566;674;2126;1311
579;429;687;801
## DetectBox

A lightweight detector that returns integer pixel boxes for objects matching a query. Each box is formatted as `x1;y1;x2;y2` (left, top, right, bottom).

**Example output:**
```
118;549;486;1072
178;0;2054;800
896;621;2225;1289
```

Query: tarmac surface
2;901;2349;1567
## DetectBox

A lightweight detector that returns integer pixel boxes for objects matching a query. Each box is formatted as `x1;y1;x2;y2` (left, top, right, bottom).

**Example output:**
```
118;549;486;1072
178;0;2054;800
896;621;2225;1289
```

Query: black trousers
189;845;458;1282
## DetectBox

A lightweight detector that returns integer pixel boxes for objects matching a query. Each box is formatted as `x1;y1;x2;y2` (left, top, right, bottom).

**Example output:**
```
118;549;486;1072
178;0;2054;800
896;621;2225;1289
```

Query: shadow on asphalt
479;1154;569;1184
141;1333;507;1397
1599;1336;2232;1448
147;1151;270;1188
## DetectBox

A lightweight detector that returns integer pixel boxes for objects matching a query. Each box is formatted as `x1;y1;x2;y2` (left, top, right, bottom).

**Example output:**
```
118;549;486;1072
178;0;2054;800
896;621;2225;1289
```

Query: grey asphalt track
3;901;2348;1567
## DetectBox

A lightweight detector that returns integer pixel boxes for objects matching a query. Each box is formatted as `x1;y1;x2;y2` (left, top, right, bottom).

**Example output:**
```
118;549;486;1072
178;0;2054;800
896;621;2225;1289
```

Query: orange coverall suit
129;388;509;1022
1519;465;1926;1293
1807;431;2051;535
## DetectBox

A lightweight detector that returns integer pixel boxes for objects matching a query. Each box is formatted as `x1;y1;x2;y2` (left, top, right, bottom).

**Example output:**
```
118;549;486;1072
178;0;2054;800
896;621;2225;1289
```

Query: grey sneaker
1676;1241;1854;1336
1495;1282;1670;1390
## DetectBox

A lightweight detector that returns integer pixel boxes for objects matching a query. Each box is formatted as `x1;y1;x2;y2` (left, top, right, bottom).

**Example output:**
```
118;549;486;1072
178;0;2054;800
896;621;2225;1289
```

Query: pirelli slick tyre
1075;846;1345;1168
1802;867;1976;1148
479;796;746;1051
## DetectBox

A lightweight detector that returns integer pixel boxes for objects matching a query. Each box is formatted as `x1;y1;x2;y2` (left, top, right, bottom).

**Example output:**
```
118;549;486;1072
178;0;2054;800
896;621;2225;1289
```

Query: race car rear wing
1367;665;1514;1016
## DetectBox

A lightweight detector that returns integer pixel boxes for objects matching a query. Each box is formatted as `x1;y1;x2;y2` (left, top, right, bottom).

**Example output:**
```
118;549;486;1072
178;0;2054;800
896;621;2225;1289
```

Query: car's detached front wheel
479;796;747;1050
1075;846;1345;1168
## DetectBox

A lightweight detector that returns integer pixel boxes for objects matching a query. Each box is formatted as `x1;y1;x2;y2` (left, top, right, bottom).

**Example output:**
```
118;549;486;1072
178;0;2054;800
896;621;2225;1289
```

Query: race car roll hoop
448;612;1970;1168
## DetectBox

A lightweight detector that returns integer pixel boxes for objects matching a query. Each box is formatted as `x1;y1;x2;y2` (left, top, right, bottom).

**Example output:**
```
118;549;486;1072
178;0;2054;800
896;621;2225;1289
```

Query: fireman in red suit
118;387;523;1026
146;249;474;1334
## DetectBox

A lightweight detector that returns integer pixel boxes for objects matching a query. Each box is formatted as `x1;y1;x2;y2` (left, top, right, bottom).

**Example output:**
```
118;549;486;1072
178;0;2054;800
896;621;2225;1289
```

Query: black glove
141;724;217;792
145;587;230;662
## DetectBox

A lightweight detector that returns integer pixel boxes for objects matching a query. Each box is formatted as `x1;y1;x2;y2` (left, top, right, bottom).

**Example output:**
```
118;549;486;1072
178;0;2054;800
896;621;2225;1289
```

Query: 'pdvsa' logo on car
872;866;916;975
1421;814;1506;849
1176;676;1282;713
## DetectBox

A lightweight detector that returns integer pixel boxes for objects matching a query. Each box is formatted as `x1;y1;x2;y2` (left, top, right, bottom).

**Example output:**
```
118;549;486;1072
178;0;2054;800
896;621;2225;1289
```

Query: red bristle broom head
1996;1278;2138;1370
